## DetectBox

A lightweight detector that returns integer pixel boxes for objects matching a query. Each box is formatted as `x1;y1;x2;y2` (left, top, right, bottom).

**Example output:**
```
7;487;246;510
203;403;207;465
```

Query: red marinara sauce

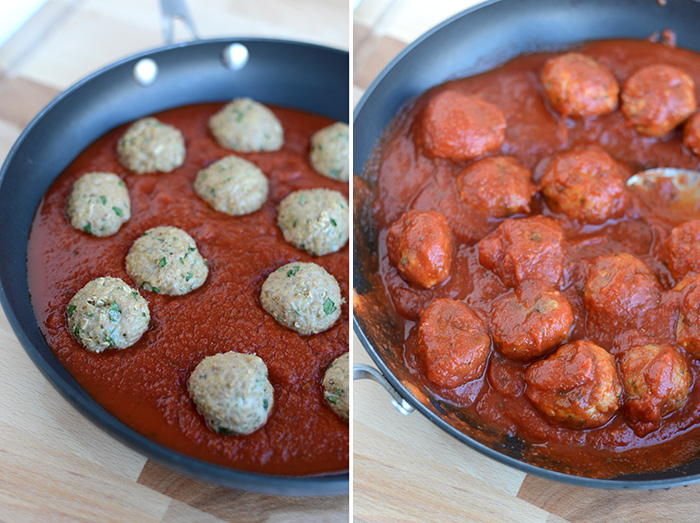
27;102;348;476
364;39;700;478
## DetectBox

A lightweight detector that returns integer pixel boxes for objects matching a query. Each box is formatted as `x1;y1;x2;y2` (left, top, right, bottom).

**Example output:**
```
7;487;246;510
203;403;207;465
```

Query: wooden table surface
0;0;349;521
353;1;700;521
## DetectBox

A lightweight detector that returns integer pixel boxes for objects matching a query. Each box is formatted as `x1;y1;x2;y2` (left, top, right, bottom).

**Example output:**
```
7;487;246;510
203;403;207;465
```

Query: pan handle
353;364;414;416
159;0;199;44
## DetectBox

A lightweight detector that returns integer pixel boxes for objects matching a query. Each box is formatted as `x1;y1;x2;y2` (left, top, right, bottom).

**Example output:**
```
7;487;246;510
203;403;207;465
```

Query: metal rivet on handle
133;58;159;86
222;43;249;70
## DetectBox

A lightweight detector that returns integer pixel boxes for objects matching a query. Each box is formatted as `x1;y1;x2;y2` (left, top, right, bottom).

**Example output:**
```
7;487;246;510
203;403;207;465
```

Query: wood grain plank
0;75;59;127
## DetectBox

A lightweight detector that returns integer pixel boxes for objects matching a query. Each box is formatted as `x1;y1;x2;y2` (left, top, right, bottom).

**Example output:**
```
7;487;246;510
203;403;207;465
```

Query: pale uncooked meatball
277;188;349;256
309;122;349;182
125;226;208;295
67;276;150;353
66;172;131;236
209;97;284;152
194;155;269;215
323;352;349;421
117;117;186;174
260;262;344;335
188;352;274;435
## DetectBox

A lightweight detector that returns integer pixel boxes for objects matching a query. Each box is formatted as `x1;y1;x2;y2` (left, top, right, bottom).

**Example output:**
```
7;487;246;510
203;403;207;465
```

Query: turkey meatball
117;117;185;174
309;122;349;182
674;275;700;355
323;352;349;421
525;340;622;429
209;97;284;152
66;172;131;237
386;209;455;289
418;298;491;388
683;111;700;155
665;219;700;281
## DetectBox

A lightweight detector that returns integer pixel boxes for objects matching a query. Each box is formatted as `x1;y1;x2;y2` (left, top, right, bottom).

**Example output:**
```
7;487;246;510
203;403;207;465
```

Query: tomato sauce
364;39;700;478
27;103;348;476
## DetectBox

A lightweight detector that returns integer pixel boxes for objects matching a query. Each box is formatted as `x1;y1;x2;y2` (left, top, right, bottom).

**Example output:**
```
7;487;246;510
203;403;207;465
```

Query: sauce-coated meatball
309;122;349;182
418;298;491;388
209;97;284;152
66;172;131;237
386;209;455;289
67;276;149;353
277;188;349;256
541;148;628;224
540;52;619;118
125;226;208;295
620;344;691;437
455;156;536;218
117;117;185;174
525;340;622;429
584;253;661;334
260;262;343;335
683;111;700;155
188;352;274;435
674;275;700;355
489;284;574;361
323;352;349;421
621;64;697;137
478;216;564;289
418;90;506;161
665;219;700;280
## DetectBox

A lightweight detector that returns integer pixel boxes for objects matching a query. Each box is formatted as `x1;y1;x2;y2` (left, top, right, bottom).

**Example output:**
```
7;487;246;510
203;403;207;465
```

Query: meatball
117;117;185;174
194;155;269;216
386;210;455;289
323;352;349;421
621;64;697;137
66;172;131;237
455;156;536;218
675;275;700;355
478;216;564;289
260;262;344;335
417;298;491;388
541;148;628;224
584;253;661;334
125;226;208;295
309;122;349;182
683;111;700;155
489;284;574;361
620;344;691;437
209;97;284;152
540;52;619;118
67;276;149;353
277;188;349;256
188;352;274;435
665;219;700;280
525;340;622;429
418;90;506;162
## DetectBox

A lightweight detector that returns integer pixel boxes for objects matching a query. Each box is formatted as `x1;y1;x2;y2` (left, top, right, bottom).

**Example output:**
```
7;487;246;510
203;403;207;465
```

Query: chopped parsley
330;218;337;227
108;302;121;323
286;266;300;277
323;297;337;315
185;272;193;282
67;305;76;318
113;206;124;217
159;257;167;268
83;223;92;234
100;195;107;205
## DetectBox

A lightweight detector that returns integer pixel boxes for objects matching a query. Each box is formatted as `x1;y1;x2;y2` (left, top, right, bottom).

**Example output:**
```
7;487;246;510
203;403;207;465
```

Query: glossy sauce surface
28;103;349;476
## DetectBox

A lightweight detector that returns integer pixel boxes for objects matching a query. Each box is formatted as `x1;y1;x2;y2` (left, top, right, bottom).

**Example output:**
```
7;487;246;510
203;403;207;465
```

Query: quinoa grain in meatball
386;209;455;289
188;352;274;435
478;216;565;289
665;219;700;280
541;148;628;224
260;262;344;335
309;122;349;182
117;117;185;174
621;64;697;138
418;298;491;388
674;275;700;355
489;284;574;362
194;155;268;216
418;90;506;161
209;97;284;152
323;352;349;421
525;340;622;429
66;172;130;236
620;344;691;437
455;156;536;218
277;188;348;256
125;226;208;295
67;276;149;353
540;52;619;118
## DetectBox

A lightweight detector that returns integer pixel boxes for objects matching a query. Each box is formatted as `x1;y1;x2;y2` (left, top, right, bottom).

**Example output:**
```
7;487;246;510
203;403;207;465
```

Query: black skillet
0;35;349;496
353;0;700;489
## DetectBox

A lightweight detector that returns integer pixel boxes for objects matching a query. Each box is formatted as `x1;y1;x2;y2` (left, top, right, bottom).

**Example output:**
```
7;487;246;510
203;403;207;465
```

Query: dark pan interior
0;38;348;496
353;0;700;489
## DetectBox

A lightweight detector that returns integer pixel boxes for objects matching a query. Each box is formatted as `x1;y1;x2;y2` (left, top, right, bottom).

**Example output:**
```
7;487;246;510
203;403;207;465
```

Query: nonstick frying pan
353;0;700;489
0;33;349;495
